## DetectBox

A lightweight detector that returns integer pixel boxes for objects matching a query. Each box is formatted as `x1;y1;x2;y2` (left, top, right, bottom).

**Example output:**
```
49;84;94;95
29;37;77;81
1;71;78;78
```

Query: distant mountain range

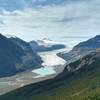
0;34;42;77
30;38;66;52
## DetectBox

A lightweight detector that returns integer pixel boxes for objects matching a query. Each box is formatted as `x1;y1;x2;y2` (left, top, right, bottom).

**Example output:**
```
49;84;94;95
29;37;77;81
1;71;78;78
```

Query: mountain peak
4;34;17;38
37;38;61;45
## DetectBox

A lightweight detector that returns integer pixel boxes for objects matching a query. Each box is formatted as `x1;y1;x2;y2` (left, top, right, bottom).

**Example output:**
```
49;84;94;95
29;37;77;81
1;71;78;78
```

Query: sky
0;0;100;47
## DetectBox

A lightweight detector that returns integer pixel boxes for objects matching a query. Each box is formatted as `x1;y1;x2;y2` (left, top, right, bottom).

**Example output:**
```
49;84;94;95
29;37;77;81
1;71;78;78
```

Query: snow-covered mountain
37;38;61;45
30;38;66;52
4;34;17;38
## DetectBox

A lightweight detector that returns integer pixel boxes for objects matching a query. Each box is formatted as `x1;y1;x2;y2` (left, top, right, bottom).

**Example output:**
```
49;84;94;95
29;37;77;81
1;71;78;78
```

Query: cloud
0;0;100;47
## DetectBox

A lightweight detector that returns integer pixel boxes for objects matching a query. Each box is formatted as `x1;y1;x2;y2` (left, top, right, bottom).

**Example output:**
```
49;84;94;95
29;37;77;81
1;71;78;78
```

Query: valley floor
0;71;56;95
0;48;69;95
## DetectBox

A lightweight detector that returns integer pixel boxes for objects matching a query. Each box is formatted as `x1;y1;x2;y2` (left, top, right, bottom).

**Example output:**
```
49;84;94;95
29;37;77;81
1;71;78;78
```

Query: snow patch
41;54;66;67
37;38;63;45
4;34;17;38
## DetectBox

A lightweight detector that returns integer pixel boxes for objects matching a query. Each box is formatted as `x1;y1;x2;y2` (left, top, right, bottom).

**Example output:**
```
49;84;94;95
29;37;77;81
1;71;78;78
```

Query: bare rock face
64;51;100;73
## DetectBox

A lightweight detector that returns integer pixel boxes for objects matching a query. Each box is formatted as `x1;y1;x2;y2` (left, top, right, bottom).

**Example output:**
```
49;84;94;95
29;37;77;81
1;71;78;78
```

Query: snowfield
41;54;66;67
37;38;62;45
39;48;70;67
